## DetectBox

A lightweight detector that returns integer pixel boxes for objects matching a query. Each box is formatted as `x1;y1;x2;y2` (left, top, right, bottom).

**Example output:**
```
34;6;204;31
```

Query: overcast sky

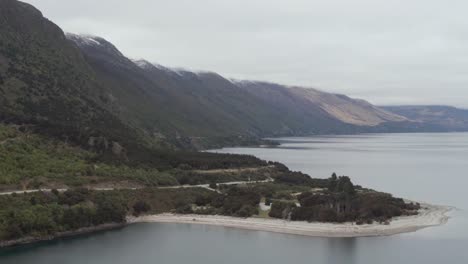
25;0;468;107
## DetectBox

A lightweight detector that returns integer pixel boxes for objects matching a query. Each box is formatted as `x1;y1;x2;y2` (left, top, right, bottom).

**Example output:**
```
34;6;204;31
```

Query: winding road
0;178;274;196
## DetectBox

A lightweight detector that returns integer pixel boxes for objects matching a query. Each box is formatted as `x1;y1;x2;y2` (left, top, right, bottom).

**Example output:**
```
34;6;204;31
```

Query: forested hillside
68;33;413;144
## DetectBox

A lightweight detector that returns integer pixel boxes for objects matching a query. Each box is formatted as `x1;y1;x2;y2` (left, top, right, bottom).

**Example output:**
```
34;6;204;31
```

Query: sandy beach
127;203;453;237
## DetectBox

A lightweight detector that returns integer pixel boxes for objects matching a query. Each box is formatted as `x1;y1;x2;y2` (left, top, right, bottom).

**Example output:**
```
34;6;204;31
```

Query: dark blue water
2;133;467;263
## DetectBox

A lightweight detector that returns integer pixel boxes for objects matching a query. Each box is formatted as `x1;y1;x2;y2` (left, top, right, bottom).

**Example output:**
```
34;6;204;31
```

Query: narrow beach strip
128;204;453;237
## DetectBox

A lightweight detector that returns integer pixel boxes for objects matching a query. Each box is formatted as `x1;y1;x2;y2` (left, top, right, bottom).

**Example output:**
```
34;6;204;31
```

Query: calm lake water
1;133;468;263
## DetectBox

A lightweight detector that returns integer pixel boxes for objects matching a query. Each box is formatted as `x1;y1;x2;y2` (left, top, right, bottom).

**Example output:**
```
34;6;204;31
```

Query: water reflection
326;238;357;264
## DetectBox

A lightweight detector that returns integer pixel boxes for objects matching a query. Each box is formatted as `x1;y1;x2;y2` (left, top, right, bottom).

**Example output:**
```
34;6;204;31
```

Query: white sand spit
127;203;452;237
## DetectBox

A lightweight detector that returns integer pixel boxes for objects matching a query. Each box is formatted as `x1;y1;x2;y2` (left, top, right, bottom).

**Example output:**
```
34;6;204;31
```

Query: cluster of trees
271;164;329;188
134;150;268;171
266;174;420;224
352;192;420;224
0;189;127;240
217;187;261;217
132;201;151;216
268;201;297;219
328;173;355;195
290;190;420;224
0;187;223;241
163;186;261;218
168;152;267;170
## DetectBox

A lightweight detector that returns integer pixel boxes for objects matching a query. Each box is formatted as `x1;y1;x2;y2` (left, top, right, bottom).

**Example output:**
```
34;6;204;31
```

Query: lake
1;133;467;263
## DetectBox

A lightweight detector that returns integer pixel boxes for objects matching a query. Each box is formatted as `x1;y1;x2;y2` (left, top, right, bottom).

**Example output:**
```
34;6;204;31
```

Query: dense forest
0;123;270;190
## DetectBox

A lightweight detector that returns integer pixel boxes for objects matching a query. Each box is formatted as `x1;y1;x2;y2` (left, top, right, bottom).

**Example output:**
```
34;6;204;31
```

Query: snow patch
131;59;207;79
66;33;102;46
132;59;152;69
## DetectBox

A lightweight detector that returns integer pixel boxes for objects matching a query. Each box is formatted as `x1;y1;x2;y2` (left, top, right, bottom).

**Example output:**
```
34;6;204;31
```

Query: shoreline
127;203;453;237
0;203;453;248
0;223;125;248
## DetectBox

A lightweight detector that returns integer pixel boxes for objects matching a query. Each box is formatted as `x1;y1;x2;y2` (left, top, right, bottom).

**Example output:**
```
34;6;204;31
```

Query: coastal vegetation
290;174;420;224
0;122;421;244
0;188;216;241
0;171;421;243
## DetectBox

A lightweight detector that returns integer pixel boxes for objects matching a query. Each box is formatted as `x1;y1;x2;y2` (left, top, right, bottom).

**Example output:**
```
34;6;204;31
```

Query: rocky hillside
233;80;407;126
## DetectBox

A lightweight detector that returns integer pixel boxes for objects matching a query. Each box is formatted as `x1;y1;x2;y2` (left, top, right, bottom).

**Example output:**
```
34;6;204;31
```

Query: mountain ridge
66;33;410;139
2;0;468;160
127;57;408;127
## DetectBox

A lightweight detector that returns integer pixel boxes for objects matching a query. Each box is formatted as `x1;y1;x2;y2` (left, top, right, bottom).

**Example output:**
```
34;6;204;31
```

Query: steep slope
0;0;272;178
0;0;172;160
68;35;343;142
383;105;468;131
5;0;462;156
65;36;255;140
135;61;349;136
288;87;407;126
233;81;406;127
68;34;412;144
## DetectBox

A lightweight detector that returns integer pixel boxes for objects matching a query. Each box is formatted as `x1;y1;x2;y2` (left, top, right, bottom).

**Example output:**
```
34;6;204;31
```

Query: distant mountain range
382;105;468;132
1;0;468;158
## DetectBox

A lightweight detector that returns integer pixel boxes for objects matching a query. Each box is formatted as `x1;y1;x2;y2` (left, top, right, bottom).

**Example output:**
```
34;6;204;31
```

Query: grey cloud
24;0;468;107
